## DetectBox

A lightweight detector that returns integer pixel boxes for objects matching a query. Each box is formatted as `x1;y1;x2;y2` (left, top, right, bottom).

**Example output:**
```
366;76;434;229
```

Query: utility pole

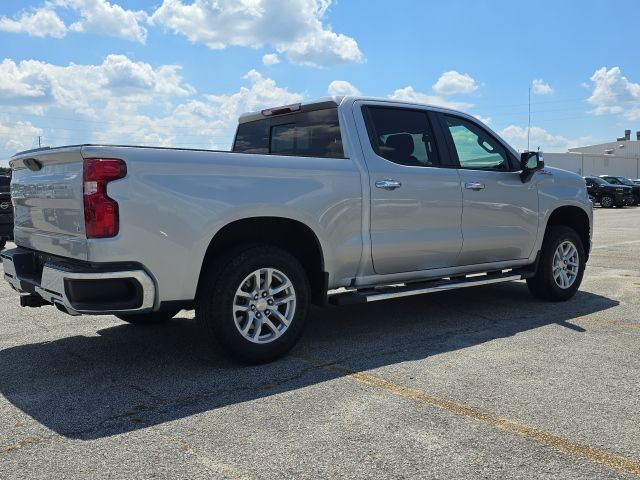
527;87;531;151
38;136;41;148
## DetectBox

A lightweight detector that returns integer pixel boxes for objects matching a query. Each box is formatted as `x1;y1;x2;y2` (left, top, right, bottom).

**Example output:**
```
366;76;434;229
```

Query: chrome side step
328;271;531;306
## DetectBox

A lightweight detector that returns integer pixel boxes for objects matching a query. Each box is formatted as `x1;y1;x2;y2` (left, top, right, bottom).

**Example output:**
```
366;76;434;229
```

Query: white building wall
545;153;640;178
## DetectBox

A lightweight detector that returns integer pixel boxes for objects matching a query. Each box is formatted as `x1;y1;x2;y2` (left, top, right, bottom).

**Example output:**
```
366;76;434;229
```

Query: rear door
436;113;539;266
10;148;88;259
355;102;463;274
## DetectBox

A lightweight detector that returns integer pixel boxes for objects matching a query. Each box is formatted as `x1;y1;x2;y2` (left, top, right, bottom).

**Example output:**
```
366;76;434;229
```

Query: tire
196;244;310;364
116;308;181;325
526;226;585;302
633;195;640;206
599;195;614;208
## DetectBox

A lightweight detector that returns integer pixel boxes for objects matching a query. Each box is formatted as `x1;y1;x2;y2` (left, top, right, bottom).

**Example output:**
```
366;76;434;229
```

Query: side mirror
520;151;544;183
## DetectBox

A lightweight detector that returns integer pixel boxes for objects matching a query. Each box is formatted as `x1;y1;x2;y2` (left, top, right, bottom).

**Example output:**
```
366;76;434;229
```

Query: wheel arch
543;206;591;261
197;217;327;305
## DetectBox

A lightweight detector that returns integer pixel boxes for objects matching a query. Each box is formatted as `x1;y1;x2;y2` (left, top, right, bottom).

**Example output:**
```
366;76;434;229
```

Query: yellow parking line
315;361;640;477
578;317;640;329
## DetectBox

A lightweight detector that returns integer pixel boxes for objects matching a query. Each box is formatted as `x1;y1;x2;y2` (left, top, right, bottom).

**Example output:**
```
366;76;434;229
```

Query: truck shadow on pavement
0;282;618;440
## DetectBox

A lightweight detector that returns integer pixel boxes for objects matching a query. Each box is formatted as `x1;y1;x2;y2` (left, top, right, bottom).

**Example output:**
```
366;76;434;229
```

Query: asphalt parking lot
1;207;639;479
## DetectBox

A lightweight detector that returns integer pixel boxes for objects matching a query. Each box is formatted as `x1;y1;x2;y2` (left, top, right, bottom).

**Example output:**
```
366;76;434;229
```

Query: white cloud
206;70;303;125
499;125;591;152
0;55;194;115
473;115;492;125
262;53;280;66
61;0;148;43
532;79;553;95
587;66;640;120
0;118;43;158
389;86;472;110
80;69;304;150
328;80;360;97
150;0;364;68
0;62;306;161
0;1;148;43
0;6;67;38
432;71;478;95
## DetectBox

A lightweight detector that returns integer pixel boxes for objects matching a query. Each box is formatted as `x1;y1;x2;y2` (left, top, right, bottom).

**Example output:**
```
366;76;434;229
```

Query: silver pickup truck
2;96;592;363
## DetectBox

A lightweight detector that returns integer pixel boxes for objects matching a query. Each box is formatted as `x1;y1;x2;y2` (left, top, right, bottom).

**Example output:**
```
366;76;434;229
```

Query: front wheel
527;226;585;301
196;245;310;364
599;195;614;208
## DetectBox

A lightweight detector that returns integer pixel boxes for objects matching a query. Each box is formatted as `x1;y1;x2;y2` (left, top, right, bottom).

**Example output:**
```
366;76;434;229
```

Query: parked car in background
0;175;13;249
584;176;633;208
633;179;640;185
598;175;640;206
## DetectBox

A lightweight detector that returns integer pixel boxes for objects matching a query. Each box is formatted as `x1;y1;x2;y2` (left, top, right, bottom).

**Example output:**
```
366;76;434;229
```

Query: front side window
365;107;438;167
444;116;509;171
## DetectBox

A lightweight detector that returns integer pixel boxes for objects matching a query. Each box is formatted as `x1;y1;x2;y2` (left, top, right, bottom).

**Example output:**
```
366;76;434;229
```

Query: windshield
588;177;607;185
616;177;635;186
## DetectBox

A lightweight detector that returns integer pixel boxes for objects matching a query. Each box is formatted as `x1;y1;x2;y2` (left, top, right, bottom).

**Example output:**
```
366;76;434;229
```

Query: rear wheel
196;245;310;364
633;195;640;206
116;308;181;325
527;226;585;301
599;195;614;208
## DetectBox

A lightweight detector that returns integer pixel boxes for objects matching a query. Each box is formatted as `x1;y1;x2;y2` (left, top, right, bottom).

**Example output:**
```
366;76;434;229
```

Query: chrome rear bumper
2;247;155;316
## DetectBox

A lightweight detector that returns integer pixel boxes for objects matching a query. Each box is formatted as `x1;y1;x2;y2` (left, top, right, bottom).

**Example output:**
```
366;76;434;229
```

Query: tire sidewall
200;246;310;363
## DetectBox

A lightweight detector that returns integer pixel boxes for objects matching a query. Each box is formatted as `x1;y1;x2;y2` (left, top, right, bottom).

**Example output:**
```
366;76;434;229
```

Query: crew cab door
435;113;539;266
355;102;463;275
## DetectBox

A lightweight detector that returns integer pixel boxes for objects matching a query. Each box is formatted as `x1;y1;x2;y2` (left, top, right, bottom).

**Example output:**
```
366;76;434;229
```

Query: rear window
233;108;344;159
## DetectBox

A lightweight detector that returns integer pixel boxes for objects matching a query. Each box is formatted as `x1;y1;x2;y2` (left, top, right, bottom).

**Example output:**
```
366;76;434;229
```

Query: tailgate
10;147;88;260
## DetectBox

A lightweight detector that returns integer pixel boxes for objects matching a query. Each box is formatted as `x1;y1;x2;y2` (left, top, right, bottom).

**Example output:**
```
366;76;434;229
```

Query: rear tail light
83;158;126;238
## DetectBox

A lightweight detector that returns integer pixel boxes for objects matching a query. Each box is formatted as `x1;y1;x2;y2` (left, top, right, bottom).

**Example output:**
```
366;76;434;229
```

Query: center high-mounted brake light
83;158;127;238
261;103;302;116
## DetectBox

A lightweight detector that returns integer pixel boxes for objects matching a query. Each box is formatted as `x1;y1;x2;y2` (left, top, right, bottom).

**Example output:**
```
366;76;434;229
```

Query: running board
328;271;532;306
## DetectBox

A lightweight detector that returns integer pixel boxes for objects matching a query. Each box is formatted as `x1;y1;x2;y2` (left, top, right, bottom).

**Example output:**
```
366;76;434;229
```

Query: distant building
544;130;640;179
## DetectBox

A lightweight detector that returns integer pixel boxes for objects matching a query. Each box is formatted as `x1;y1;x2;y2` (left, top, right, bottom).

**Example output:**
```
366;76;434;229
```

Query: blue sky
1;0;639;164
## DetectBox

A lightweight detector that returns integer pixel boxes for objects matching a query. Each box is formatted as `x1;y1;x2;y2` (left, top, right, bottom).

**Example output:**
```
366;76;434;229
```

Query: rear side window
233;121;269;154
233;108;344;158
364;107;439;167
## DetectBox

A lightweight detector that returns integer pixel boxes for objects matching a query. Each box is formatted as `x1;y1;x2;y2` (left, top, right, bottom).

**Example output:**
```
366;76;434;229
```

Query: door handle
375;179;402;190
464;182;485;191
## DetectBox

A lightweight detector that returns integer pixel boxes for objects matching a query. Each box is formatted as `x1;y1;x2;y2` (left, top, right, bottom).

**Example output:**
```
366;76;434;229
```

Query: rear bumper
1;247;156;315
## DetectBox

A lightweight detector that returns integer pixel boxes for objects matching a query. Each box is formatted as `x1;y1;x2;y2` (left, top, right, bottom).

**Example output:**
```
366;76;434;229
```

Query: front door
437;113;539;266
355;102;463;275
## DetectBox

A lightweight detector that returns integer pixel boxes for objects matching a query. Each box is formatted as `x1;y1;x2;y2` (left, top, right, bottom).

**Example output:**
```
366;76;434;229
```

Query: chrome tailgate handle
375;179;402;190
464;182;485;191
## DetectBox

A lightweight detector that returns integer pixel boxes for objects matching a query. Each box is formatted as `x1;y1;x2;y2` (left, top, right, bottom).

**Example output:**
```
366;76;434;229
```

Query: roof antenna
527;87;531;151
